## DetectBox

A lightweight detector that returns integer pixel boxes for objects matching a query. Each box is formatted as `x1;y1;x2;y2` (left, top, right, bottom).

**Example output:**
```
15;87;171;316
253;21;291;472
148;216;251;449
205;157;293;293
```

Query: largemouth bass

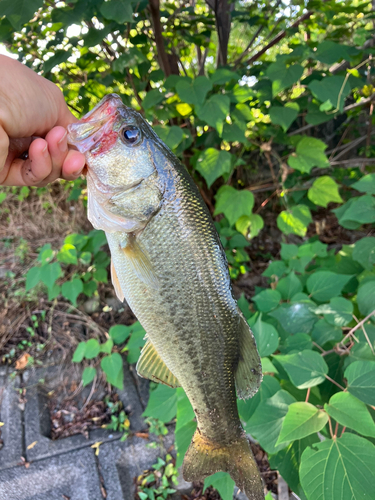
67;94;264;500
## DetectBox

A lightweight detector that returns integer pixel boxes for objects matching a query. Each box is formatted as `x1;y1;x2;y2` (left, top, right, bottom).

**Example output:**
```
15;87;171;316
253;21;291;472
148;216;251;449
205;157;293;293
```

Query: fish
67;94;264;500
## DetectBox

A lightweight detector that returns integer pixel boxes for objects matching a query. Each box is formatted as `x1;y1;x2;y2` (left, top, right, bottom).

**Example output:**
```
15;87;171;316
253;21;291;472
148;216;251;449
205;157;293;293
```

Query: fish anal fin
183;431;263;500
136;340;180;388
121;235;159;290
235;313;262;400
110;260;124;302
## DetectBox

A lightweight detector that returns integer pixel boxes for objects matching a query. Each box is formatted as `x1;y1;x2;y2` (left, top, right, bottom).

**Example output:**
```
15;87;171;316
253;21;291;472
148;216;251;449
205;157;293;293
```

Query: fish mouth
67;94;124;153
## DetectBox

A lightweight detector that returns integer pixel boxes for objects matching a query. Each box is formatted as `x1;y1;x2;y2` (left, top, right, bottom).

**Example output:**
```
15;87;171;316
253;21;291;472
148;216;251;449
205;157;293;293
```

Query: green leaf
126;322;147;364
252;289;281;313
309;75;351;112
262;260;287;278
209;68;239;85
269;103;299;131
109;325;131;344
143;384;177;423
99;0;133;23
275;350;328;389
300;434;375;500
246;390;296;453
235;214;264;239
312;41;351;65
306;271;352;302
351;173;375;195
100;339;114;354
238;375;281;423
176;76;212;106
221;121;247;143
0;0;44;30
40;262;62;291
204;472;235;500
311;319;342;346
345;360;375;406
276;272;303;300
84;338;100;360
61;278;83;306
82;367;96;387
252;315;279;357
101;353;124;389
26;266;41;291
315;297;354;327
324;392;375;438
357;281;375;317
57;243;78;264
261;357;278;373
175;419;197;468
176;388;194;431
83;280;97;297
72;342;86;363
43;50;72;74
353;237;375;271
269;303;317;335
276;402;328;446
277;205;312;237
153;125;184;150
266;61;304;96
195;149;232;188
142;89;165;109
269;435;319;493
196;94;230;135
334;195;375;228
214;186;254;226
280;243;299;261
288;137;328;174
308;176;343;208
113;48;146;72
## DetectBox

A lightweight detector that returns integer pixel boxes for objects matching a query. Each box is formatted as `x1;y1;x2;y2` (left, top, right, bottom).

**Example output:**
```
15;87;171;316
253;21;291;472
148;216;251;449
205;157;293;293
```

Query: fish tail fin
183;430;264;500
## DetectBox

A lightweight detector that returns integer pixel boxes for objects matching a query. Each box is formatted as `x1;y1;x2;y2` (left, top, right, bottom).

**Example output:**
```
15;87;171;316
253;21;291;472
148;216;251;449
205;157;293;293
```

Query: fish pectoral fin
121;235;159;290
110;259;124;302
136;340;180;388
235;313;262;400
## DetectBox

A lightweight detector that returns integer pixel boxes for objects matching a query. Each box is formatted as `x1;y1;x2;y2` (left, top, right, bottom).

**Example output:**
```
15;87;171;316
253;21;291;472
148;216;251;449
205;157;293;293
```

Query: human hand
0;55;86;186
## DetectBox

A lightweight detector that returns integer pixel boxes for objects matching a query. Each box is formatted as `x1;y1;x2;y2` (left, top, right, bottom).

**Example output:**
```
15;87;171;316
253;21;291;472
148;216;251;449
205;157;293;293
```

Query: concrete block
0;375;23;471
0;447;102;500
99;433;176;500
23;368;119;462
22;360;145;462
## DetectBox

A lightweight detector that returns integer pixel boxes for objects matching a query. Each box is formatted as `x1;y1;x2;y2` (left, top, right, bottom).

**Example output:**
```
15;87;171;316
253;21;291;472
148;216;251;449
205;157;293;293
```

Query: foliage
136;454;179;500
1;0;375;498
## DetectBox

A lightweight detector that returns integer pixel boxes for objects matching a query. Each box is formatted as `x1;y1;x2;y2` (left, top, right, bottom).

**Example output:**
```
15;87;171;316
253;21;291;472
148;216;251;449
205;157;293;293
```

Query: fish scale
67;94;264;500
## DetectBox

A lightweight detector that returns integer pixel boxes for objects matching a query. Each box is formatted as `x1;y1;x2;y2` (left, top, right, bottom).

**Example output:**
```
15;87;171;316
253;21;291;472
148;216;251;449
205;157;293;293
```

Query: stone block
0;374;23;471
99;433;176;500
22;360;145;462
0;447;102;500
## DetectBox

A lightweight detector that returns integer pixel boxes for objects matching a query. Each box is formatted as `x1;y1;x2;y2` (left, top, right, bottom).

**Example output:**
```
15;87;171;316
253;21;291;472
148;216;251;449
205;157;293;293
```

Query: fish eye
121;126;141;146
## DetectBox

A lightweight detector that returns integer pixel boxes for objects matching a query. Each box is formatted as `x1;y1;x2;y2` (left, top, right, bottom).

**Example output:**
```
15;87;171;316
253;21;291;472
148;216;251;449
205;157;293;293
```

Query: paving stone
99;433;176;500
0;375;23;471
0;447;102;500
22;361;145;462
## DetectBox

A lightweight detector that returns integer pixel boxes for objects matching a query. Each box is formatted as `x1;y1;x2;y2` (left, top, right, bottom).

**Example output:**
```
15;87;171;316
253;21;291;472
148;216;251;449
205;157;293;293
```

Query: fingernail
57;131;68;152
42;144;49;158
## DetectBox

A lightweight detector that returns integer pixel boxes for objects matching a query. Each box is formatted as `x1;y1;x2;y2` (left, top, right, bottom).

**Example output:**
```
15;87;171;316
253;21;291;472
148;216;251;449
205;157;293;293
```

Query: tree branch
233;0;282;68
148;0;172;76
244;9;314;66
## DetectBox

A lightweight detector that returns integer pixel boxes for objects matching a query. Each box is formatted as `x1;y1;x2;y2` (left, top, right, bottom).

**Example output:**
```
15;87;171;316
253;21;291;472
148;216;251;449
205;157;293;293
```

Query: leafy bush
1;0;375;498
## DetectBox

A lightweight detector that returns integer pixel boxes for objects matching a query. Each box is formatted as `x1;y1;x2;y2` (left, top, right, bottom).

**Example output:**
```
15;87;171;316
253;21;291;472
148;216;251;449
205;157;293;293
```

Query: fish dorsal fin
235;313;262;400
136;340;180;388
110;259;124;302
121;235;159;290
